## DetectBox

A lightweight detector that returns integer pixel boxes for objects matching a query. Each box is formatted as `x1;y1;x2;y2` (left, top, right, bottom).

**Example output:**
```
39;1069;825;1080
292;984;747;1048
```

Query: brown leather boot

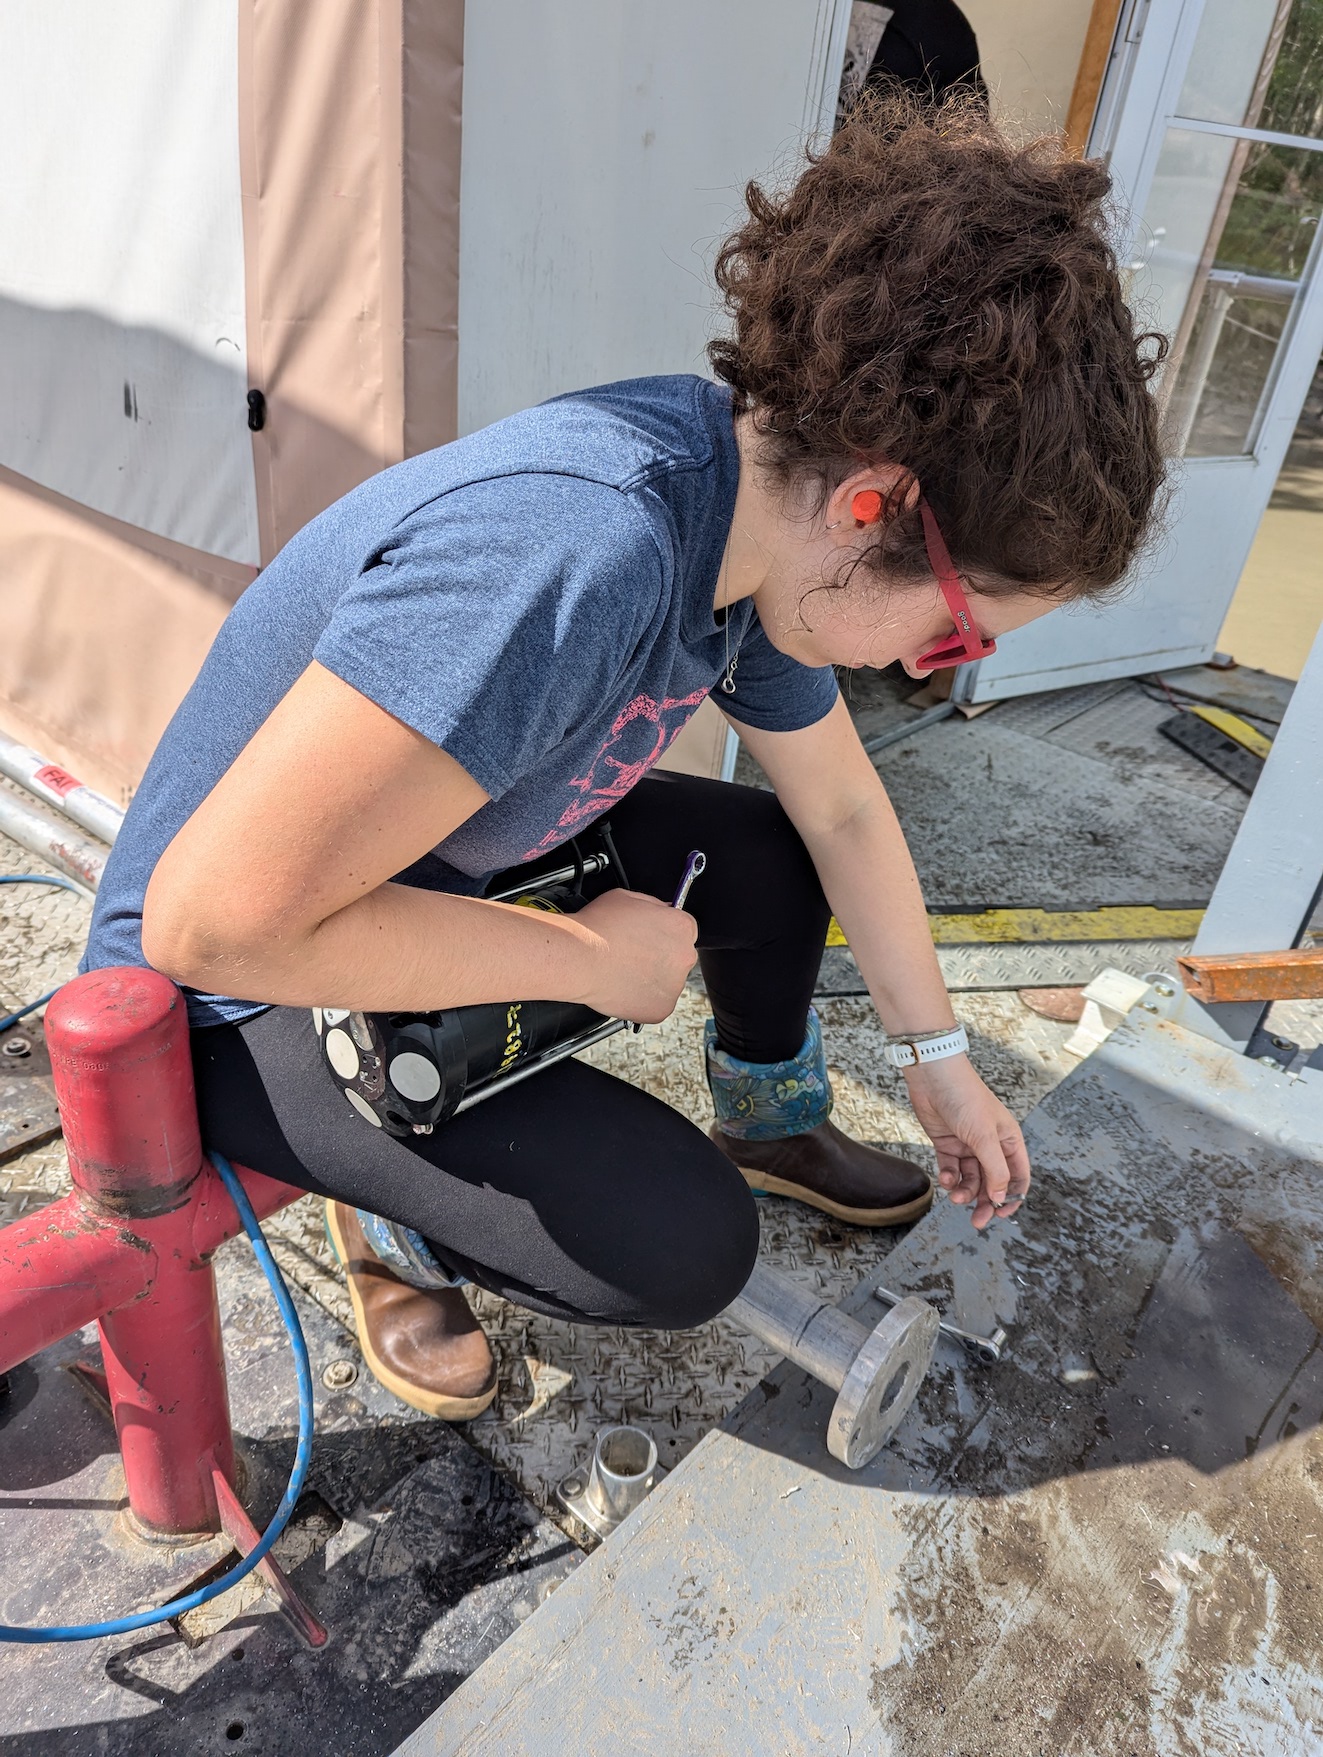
709;1121;933;1226
325;1202;497;1420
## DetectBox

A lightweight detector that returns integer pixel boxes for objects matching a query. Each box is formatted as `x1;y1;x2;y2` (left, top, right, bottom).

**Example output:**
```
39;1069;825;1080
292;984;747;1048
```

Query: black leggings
191;772;832;1329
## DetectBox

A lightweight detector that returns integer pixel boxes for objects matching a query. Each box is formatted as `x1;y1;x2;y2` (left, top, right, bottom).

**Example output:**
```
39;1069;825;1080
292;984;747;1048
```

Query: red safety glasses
914;499;997;671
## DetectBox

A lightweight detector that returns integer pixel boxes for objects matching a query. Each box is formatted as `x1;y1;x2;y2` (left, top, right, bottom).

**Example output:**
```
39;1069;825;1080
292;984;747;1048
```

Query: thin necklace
720;601;740;694
717;544;741;694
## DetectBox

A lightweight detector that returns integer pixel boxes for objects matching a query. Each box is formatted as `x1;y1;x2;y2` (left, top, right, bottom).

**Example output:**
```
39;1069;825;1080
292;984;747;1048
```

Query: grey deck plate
401;1014;1323;1757
817;939;1193;995
867;715;1243;911
739;674;1248;912
1159;664;1295;726
0;1017;59;1165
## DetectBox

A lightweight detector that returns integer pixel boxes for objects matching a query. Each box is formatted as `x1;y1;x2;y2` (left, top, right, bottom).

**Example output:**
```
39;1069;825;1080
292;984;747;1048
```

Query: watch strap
883;1024;969;1068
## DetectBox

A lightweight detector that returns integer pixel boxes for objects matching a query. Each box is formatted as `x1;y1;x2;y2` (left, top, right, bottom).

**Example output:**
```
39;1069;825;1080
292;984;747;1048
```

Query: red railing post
46;968;234;1536
0;967;306;1542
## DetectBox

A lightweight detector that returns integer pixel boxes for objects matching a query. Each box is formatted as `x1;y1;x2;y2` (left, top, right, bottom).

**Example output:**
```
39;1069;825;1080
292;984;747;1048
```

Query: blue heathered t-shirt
83;375;838;1026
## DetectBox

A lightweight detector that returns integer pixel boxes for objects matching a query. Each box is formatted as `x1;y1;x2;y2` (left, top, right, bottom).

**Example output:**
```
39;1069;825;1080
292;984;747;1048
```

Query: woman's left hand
901;1055;1031;1230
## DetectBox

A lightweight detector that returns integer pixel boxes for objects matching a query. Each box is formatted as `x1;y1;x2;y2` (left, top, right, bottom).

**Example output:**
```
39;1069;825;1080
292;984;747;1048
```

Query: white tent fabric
0;2;260;564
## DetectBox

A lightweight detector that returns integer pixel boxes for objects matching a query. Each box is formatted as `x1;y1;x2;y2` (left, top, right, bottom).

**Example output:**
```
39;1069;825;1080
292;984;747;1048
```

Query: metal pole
860;701;957;756
49;969;231;1534
726;1262;939;1468
0;786;105;891
0;729;124;846
728;1261;868;1390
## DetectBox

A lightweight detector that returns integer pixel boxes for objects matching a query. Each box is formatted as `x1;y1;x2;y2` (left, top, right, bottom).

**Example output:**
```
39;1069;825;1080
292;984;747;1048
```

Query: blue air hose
0;1152;315;1643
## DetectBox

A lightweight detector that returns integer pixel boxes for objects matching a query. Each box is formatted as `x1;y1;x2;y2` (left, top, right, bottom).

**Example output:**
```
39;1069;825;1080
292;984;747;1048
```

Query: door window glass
1149;2;1323;456
1158;139;1323;454
1178;0;1323;133
1178;0;1286;126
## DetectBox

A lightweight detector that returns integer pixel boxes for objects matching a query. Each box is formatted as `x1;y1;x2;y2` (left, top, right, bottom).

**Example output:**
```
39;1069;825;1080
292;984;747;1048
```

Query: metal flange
829;1296;939;1468
726;1263;939;1470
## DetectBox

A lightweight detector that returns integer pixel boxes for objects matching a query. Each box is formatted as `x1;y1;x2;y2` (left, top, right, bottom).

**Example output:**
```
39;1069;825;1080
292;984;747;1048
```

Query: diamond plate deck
0;1224;582;1751
455;986;1075;1517
984;676;1131;738
0;1015;59;1166
0;796;92;1023
1045;687;1245;806
817;939;1191;995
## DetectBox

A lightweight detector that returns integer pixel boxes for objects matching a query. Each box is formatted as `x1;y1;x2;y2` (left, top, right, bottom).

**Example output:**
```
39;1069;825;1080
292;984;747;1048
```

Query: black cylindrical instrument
315;838;705;1138
314;996;620;1136
315;829;632;1137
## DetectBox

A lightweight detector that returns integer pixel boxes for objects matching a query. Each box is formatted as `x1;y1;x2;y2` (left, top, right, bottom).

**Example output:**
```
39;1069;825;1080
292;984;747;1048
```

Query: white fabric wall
0;2;259;564
457;0;846;434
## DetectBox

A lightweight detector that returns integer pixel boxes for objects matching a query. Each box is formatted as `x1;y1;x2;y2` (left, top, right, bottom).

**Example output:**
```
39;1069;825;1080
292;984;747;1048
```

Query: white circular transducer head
324;1028;361;1081
388;1050;442;1103
343;1086;383;1127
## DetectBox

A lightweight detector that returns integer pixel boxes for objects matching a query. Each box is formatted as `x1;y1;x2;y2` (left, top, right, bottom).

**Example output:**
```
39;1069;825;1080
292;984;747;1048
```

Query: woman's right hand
572;888;699;1023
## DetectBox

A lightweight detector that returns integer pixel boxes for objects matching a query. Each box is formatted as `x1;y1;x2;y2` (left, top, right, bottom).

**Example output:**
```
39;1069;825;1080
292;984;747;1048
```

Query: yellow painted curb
1189;704;1273;761
826;905;1206;949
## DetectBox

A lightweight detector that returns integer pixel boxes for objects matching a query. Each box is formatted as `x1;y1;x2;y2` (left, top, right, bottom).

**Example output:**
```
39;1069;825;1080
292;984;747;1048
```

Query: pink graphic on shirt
523;686;712;858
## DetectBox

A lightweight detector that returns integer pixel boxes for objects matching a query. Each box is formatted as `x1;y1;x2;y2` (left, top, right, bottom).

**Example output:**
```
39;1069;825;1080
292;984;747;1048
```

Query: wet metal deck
400;1009;1323;1756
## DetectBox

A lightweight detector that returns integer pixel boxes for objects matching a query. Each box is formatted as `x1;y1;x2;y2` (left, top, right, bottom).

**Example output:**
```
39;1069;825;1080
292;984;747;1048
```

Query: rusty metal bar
1178;948;1323;1005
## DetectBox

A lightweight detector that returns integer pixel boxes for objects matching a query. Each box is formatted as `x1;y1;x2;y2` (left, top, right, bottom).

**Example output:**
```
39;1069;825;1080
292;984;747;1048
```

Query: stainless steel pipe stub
829;1296;938;1469
727;1262;939;1469
557;1424;664;1540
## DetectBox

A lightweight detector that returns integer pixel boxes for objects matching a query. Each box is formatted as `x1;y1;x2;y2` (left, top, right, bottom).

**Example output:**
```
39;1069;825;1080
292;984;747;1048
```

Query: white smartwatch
882;1024;969;1069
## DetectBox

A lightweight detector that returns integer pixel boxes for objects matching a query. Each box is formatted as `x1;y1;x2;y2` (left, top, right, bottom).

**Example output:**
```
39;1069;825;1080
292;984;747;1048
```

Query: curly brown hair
708;90;1168;599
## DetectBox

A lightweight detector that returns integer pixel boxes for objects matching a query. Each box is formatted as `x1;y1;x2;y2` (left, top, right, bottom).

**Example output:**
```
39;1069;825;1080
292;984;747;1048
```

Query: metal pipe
0;786;105;892
0;730;123;846
726;1261;940;1468
486;852;610;903
0;1198;153;1371
860;701;957;756
1204;267;1300;304
728;1261;867;1391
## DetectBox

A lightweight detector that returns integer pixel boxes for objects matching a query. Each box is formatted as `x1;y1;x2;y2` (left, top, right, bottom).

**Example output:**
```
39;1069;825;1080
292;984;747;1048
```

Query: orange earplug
851;489;884;526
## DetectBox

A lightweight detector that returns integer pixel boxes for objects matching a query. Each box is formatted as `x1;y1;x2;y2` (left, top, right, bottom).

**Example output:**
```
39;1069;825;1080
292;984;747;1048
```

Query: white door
957;0;1323;704
456;0;850;435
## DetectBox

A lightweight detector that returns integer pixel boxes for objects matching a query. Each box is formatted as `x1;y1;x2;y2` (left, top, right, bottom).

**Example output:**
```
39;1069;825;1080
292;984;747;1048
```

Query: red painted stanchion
0;967;305;1540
